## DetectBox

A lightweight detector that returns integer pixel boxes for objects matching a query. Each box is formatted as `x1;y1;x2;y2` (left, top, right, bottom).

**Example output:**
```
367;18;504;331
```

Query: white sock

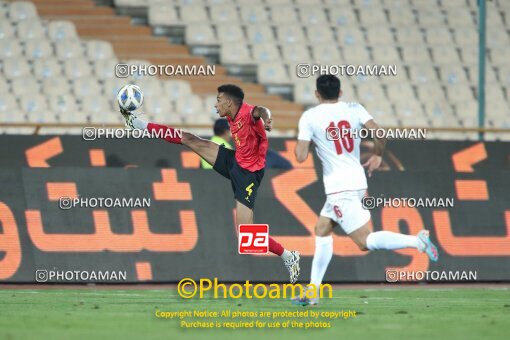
281;249;293;262
366;231;419;250
310;235;333;288
132;116;148;129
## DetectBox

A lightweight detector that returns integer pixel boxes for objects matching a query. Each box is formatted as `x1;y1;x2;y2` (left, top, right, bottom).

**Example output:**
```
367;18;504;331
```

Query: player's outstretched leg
121;109;182;144
121;109;221;166
350;222;439;262
147;121;220;163
236;202;300;283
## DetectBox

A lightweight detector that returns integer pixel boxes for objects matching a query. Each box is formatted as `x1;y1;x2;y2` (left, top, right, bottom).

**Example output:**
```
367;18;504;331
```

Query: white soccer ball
117;84;144;111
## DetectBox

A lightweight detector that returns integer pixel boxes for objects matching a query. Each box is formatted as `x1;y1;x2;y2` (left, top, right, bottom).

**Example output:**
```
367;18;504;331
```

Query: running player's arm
295;140;310;163
362;119;385;177
252;106;272;131
295;112;312;163
364;119;386;156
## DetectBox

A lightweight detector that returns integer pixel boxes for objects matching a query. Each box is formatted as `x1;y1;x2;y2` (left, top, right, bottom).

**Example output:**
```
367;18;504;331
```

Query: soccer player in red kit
120;84;300;283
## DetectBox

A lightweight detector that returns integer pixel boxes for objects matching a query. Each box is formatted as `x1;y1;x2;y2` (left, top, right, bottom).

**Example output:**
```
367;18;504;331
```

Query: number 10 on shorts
238;224;269;254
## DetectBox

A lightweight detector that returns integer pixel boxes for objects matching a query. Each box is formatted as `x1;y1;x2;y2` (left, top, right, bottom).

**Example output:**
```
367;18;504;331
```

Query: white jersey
297;101;373;194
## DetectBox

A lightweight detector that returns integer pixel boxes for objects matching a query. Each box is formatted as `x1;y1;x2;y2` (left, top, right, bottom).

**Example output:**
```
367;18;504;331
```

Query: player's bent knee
349;233;369;251
358;243;369;251
349;223;372;251
355;237;369;251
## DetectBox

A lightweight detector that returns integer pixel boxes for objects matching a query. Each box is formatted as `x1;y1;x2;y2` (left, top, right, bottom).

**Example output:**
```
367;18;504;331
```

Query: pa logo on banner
238;224;269;254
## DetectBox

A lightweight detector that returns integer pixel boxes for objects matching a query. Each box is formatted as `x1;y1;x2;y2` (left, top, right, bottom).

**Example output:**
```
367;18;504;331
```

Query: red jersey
226;102;268;172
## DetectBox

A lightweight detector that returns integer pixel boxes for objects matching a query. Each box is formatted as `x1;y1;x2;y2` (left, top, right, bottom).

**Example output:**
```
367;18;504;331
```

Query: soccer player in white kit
292;75;438;306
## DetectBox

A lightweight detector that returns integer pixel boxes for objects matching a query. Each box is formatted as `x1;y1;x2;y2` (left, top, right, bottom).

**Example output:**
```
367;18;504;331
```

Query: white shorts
320;189;371;235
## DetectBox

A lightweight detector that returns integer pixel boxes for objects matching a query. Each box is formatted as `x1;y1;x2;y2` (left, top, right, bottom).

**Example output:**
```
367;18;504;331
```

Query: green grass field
1;287;509;340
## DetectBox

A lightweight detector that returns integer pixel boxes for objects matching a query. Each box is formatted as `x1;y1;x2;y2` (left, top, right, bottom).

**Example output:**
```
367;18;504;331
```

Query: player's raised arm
362;119;386;177
252;106;272;131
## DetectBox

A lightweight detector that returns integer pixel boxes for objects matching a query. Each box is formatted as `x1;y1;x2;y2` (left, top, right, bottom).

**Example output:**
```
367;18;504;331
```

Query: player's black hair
213;118;230;136
316;74;341;100
217;84;244;105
